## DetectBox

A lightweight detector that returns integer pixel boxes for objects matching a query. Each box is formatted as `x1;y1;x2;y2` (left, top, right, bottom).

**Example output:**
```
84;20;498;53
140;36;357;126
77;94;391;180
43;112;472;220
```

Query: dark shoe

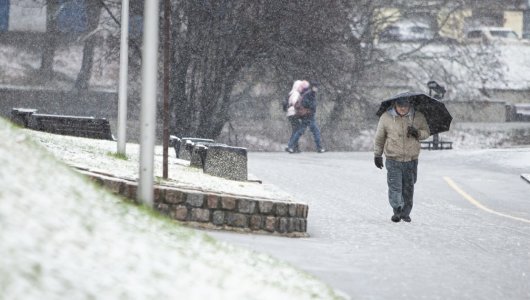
317;148;326;153
401;216;411;222
286;148;295;154
294;147;302;153
391;215;401;222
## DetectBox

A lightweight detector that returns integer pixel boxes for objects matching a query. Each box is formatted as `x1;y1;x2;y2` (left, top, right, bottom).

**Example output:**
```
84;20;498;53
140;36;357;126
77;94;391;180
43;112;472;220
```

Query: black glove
407;126;419;139
374;156;384;169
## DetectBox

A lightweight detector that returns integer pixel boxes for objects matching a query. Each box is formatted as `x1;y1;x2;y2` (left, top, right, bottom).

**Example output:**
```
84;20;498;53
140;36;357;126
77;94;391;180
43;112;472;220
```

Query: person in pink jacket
285;80;309;153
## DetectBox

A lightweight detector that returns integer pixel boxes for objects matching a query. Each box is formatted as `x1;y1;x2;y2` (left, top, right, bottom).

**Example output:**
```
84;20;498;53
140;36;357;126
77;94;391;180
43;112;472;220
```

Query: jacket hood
387;106;415;121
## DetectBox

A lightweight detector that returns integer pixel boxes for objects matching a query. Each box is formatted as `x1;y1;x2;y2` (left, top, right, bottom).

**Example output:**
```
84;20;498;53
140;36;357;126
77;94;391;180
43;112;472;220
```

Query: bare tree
95;0;505;146
39;0;103;89
169;1;278;138
261;0;503;126
40;0;59;78
74;1;103;90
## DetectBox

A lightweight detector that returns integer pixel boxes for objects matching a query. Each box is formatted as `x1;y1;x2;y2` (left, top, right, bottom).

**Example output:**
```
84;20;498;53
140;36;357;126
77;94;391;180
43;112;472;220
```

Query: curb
77;169;309;237
521;174;530;184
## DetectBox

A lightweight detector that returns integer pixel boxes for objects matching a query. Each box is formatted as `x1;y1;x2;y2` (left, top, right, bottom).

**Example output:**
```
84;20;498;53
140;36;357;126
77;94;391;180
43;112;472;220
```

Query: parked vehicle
466;27;520;43
379;21;434;42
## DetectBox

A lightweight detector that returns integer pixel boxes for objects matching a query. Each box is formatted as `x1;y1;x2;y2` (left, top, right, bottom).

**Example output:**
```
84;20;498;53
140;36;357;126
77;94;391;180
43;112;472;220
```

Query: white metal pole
138;0;160;207
117;0;129;155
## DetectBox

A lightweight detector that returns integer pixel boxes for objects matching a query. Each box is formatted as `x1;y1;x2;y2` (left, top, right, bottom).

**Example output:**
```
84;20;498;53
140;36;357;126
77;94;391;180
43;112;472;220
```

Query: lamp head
427;80;446;95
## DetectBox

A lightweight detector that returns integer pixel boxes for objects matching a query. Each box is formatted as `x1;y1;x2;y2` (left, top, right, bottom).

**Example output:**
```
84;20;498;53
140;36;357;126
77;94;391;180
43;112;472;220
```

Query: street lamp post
162;0;170;179
117;0;129;155
138;0;160;207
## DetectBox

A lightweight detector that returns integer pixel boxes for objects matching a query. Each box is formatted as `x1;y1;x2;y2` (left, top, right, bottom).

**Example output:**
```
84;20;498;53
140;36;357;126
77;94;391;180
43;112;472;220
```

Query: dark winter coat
301;90;317;115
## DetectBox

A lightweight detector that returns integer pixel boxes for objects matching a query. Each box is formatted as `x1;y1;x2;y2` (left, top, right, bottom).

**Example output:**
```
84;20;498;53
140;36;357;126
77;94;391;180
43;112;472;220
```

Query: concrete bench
189;143;211;168
203;144;248;181
421;140;453;150
169;136;248;181
169;135;214;160
11;108;114;140
187;142;226;169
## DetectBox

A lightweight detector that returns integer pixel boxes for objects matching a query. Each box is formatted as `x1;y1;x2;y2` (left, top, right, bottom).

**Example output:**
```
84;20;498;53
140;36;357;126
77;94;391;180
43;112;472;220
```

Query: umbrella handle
410;110;415;127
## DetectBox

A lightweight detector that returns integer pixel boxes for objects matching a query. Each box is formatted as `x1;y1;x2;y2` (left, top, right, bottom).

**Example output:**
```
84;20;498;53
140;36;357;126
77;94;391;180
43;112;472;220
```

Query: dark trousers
288;115;322;150
385;159;418;217
288;116;301;151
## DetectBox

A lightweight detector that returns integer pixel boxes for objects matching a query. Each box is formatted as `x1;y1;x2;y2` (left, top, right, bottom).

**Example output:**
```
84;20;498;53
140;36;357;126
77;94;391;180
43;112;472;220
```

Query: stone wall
0;86;149;144
444;100;507;122
79;170;309;237
0;86;118;118
487;88;530;105
0;86;123;137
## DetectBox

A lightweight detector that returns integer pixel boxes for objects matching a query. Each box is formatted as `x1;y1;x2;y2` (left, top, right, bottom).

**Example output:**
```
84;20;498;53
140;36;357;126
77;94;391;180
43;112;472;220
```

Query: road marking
443;176;530;224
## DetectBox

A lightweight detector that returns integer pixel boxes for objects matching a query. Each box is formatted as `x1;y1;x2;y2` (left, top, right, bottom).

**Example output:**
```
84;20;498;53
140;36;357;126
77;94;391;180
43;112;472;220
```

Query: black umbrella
375;92;453;135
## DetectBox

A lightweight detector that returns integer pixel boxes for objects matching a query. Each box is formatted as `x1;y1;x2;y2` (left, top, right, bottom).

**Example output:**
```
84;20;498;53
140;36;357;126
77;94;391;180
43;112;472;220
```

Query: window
410;26;426;34
490;30;518;39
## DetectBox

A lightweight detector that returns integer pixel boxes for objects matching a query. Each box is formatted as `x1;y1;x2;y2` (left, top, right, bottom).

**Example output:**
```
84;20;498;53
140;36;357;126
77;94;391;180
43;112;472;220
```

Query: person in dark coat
286;81;326;153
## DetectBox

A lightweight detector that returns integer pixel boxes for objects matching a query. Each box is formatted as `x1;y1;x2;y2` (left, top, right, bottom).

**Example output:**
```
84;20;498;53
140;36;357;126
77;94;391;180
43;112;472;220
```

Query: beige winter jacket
374;108;430;161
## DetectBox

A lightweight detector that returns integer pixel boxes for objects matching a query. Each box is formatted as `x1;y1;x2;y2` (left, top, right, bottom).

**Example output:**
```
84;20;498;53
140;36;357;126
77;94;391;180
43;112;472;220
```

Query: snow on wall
8;0;46;32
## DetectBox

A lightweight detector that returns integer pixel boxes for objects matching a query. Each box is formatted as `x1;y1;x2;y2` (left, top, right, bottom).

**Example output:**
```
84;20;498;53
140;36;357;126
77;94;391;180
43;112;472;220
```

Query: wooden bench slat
421;141;453;150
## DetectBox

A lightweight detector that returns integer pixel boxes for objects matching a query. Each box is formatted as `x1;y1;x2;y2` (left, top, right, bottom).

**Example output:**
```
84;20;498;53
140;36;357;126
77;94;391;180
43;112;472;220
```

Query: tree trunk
74;2;102;90
75;41;95;90
40;0;58;79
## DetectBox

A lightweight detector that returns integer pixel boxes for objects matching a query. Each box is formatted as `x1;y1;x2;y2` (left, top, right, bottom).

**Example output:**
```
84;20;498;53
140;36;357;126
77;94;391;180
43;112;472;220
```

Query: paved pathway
209;149;530;299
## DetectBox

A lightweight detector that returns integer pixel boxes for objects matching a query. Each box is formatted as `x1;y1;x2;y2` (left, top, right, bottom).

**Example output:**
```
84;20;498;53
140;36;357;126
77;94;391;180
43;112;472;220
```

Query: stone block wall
79;170;308;237
445;100;507;122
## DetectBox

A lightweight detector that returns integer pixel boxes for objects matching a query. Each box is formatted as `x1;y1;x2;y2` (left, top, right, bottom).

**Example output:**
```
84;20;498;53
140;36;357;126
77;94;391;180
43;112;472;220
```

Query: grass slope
0;119;345;300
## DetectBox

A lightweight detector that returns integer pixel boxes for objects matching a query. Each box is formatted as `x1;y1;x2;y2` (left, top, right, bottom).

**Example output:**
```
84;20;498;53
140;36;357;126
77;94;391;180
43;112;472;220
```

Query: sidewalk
26;129;309;236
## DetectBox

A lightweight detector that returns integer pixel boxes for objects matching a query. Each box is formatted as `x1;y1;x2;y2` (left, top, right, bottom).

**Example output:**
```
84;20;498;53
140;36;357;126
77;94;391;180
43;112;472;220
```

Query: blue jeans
288;115;322;150
288;116;301;151
386;159;418;217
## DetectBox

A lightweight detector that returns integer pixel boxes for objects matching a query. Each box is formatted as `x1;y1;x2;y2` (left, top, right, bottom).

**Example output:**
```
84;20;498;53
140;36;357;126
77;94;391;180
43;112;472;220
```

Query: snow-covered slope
0;118;345;300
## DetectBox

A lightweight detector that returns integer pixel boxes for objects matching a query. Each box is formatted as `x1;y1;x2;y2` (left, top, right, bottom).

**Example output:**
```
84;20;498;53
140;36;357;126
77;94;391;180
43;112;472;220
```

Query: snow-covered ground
26;126;296;202
0;118;346;300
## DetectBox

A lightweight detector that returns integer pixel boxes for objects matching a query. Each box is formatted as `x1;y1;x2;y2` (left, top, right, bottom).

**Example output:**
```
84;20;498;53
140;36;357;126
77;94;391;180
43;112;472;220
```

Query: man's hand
374;156;384;169
407;126;419;139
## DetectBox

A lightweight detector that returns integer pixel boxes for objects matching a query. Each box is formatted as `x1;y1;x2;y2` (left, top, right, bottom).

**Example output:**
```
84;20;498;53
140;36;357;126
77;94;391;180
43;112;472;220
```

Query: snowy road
208;148;530;299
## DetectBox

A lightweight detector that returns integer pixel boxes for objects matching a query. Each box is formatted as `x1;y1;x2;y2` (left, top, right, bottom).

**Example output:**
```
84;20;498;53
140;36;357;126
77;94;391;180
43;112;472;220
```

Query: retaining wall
78;169;309;237
444;100;507;122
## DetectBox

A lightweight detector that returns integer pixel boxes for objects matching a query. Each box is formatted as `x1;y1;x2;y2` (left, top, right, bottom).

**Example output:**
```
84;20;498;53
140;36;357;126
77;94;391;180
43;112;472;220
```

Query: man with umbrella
373;93;431;223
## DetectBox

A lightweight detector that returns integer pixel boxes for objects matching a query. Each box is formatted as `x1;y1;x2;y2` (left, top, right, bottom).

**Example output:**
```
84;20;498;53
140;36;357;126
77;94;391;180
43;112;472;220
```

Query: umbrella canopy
376;92;453;135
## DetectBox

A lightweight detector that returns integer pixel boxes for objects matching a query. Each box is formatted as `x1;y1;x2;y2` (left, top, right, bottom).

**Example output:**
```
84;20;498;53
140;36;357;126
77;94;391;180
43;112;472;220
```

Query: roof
466;27;517;32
